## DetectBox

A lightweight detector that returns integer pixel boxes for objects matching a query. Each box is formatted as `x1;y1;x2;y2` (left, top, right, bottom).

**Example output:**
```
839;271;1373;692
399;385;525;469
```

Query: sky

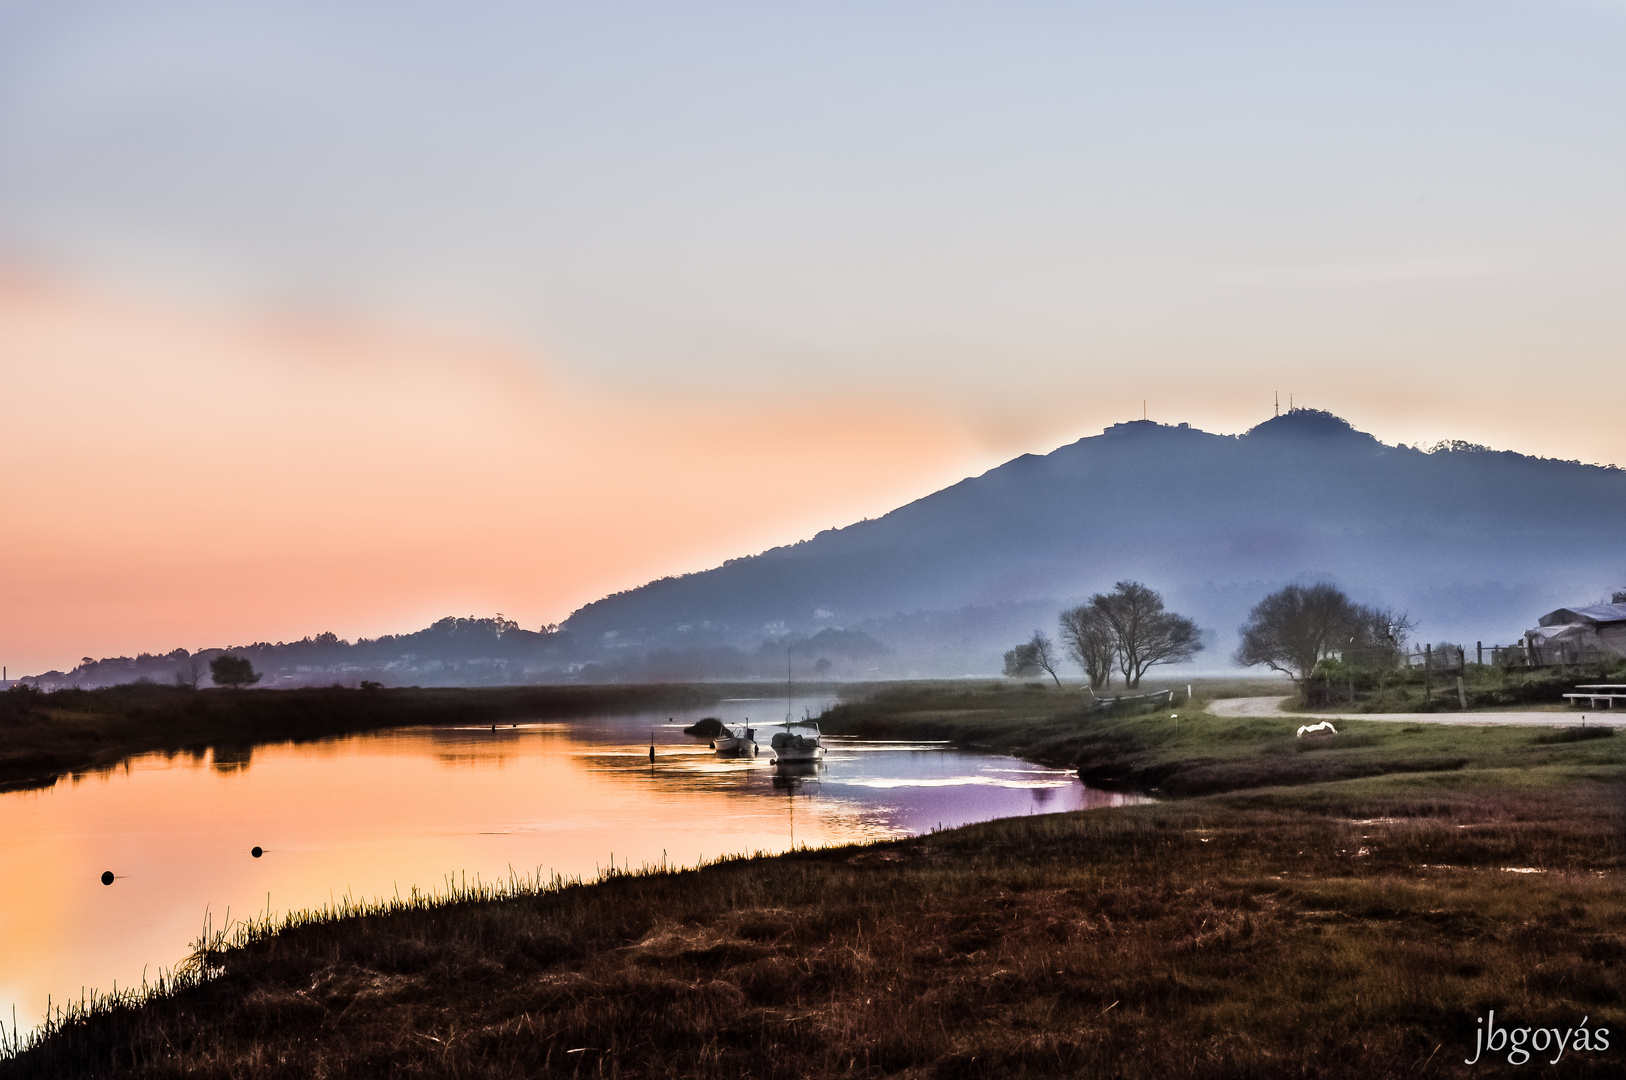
1;0;1623;673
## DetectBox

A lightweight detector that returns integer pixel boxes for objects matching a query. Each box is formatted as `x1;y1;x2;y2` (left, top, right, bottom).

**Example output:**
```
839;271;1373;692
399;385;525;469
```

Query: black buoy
100;871;114;886
251;846;264;858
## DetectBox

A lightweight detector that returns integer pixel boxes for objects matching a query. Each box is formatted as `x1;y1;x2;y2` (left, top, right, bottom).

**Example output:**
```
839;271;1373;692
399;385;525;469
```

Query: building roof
1538;603;1626;628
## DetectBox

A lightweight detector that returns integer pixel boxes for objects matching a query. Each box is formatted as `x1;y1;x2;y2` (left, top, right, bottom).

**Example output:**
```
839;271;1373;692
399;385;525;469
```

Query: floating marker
251;846;263;858
100;871;114;886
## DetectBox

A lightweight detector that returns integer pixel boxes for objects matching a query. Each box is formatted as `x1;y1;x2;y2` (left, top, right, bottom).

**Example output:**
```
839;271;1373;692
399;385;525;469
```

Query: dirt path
1209;695;1626;727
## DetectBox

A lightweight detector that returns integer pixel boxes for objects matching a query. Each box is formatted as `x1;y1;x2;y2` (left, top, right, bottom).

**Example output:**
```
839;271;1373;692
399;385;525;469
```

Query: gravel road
1208;696;1624;727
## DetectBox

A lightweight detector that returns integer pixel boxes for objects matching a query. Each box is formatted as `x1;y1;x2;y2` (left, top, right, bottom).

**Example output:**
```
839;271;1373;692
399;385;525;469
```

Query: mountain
23;410;1625;688
561;410;1626;676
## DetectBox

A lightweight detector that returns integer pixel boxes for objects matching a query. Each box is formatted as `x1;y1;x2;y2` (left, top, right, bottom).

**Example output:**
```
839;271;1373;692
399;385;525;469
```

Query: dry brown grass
7;778;1622;1079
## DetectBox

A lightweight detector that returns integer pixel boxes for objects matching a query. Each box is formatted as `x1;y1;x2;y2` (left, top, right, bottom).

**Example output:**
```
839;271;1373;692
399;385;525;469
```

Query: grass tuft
4;781;1622;1078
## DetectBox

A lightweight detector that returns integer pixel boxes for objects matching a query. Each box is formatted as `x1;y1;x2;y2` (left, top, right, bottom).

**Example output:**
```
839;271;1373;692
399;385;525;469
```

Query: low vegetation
7;772;1621;1077
1291;658;1626;713
819;680;1626;796
0;683;753;792
6;680;1623;1077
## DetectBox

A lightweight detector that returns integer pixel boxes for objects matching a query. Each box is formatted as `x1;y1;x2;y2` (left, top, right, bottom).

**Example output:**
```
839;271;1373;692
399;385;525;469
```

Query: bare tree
173;654;203;691
1353;606;1416;670
1235;583;1410;683
1002;632;1062;686
1059;604;1116;689
1090;581;1202;688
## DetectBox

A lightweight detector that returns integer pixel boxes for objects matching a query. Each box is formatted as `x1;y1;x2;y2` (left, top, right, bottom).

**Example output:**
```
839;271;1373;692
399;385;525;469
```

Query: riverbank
7;676;1594;796
7;681;1623;1077
818;681;1623;795
0;683;768;792
7;769;1622;1077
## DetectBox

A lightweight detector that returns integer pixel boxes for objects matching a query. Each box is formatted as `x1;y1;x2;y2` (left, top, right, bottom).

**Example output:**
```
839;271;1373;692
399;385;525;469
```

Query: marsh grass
7;680;1622;1077
820;683;1626;797
0;684;761;791
1532;726;1616;745
4;779;1621;1078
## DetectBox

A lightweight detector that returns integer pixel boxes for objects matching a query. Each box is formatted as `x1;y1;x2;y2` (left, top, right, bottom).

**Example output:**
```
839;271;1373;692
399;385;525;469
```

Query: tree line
1004;581;1202;689
1005;580;1414;689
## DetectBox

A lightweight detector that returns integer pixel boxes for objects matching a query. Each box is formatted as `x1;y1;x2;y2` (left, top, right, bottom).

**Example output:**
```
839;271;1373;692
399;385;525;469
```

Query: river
0;696;1144;1041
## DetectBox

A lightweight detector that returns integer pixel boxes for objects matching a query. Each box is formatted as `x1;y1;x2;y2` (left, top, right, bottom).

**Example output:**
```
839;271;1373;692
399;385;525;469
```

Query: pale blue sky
1;0;1623;457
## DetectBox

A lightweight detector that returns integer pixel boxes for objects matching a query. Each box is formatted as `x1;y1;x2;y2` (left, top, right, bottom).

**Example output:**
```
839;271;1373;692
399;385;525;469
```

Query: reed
5;770;1621;1078
0;683;759;792
6;681;1622;1077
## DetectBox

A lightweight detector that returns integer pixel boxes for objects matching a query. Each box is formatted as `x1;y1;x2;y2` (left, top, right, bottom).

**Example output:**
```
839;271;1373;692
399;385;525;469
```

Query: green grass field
820;681;1624;795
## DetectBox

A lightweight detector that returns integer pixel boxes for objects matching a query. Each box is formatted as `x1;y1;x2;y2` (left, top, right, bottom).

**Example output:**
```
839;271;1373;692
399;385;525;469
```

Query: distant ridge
27;411;1625;686
560;409;1625;675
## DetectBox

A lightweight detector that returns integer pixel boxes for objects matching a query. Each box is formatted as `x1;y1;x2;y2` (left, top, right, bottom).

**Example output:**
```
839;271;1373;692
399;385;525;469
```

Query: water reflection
209;745;254;774
0;697;1147;1040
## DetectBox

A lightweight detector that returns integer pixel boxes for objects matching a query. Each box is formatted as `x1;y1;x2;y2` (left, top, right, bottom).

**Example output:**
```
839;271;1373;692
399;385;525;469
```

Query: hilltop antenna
1274;392;1279;417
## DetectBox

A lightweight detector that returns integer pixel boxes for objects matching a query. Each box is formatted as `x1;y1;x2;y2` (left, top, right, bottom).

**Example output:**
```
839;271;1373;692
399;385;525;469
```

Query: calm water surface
0;697;1144;1038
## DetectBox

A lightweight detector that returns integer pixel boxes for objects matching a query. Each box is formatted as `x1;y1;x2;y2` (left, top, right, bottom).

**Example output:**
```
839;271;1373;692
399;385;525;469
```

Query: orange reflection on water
0;708;1135;1038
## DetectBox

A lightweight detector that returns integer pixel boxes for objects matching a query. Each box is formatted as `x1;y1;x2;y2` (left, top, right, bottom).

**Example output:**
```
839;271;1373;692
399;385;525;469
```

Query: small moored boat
713;723;758;757
770;720;824;764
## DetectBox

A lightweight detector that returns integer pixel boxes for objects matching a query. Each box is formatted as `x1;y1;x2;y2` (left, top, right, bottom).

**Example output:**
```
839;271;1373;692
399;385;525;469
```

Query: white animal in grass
1296;720;1337;738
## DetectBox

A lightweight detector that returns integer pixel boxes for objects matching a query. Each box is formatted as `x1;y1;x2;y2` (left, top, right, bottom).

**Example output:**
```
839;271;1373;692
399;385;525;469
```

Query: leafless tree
1235;583;1411;683
1059;603;1117;690
173;655;203;691
1355;606;1416;669
1089;581;1202;688
1002;632;1062;686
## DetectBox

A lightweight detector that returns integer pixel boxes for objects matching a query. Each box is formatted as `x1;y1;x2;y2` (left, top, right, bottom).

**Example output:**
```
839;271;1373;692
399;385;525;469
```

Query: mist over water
25;412;1625;690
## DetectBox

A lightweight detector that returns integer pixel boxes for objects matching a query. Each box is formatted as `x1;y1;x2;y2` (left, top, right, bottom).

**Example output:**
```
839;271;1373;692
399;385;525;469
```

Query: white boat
713;723;758;757
770;720;824;764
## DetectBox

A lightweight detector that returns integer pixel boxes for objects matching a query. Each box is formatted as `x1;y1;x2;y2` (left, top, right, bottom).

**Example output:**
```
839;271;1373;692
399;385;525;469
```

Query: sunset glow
4;4;1624;671
0;275;981;673
3;4;1624;1069
0;707;1118;1036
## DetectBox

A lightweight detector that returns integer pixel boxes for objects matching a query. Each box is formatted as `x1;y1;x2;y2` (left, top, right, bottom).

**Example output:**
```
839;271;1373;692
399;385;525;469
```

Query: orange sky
3;270;1622;676
4;4;1625;676
0;274;985;674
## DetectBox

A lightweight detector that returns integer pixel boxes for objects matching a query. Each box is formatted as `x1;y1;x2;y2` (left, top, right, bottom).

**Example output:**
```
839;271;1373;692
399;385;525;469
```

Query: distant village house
1524;603;1626;664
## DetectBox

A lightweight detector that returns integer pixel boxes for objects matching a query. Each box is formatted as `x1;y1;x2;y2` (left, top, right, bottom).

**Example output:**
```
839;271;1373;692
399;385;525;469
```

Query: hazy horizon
3;2;1623;673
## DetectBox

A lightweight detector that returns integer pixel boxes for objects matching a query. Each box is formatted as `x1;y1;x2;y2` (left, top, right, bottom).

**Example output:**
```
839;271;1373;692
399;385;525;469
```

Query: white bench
1564;685;1626;708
